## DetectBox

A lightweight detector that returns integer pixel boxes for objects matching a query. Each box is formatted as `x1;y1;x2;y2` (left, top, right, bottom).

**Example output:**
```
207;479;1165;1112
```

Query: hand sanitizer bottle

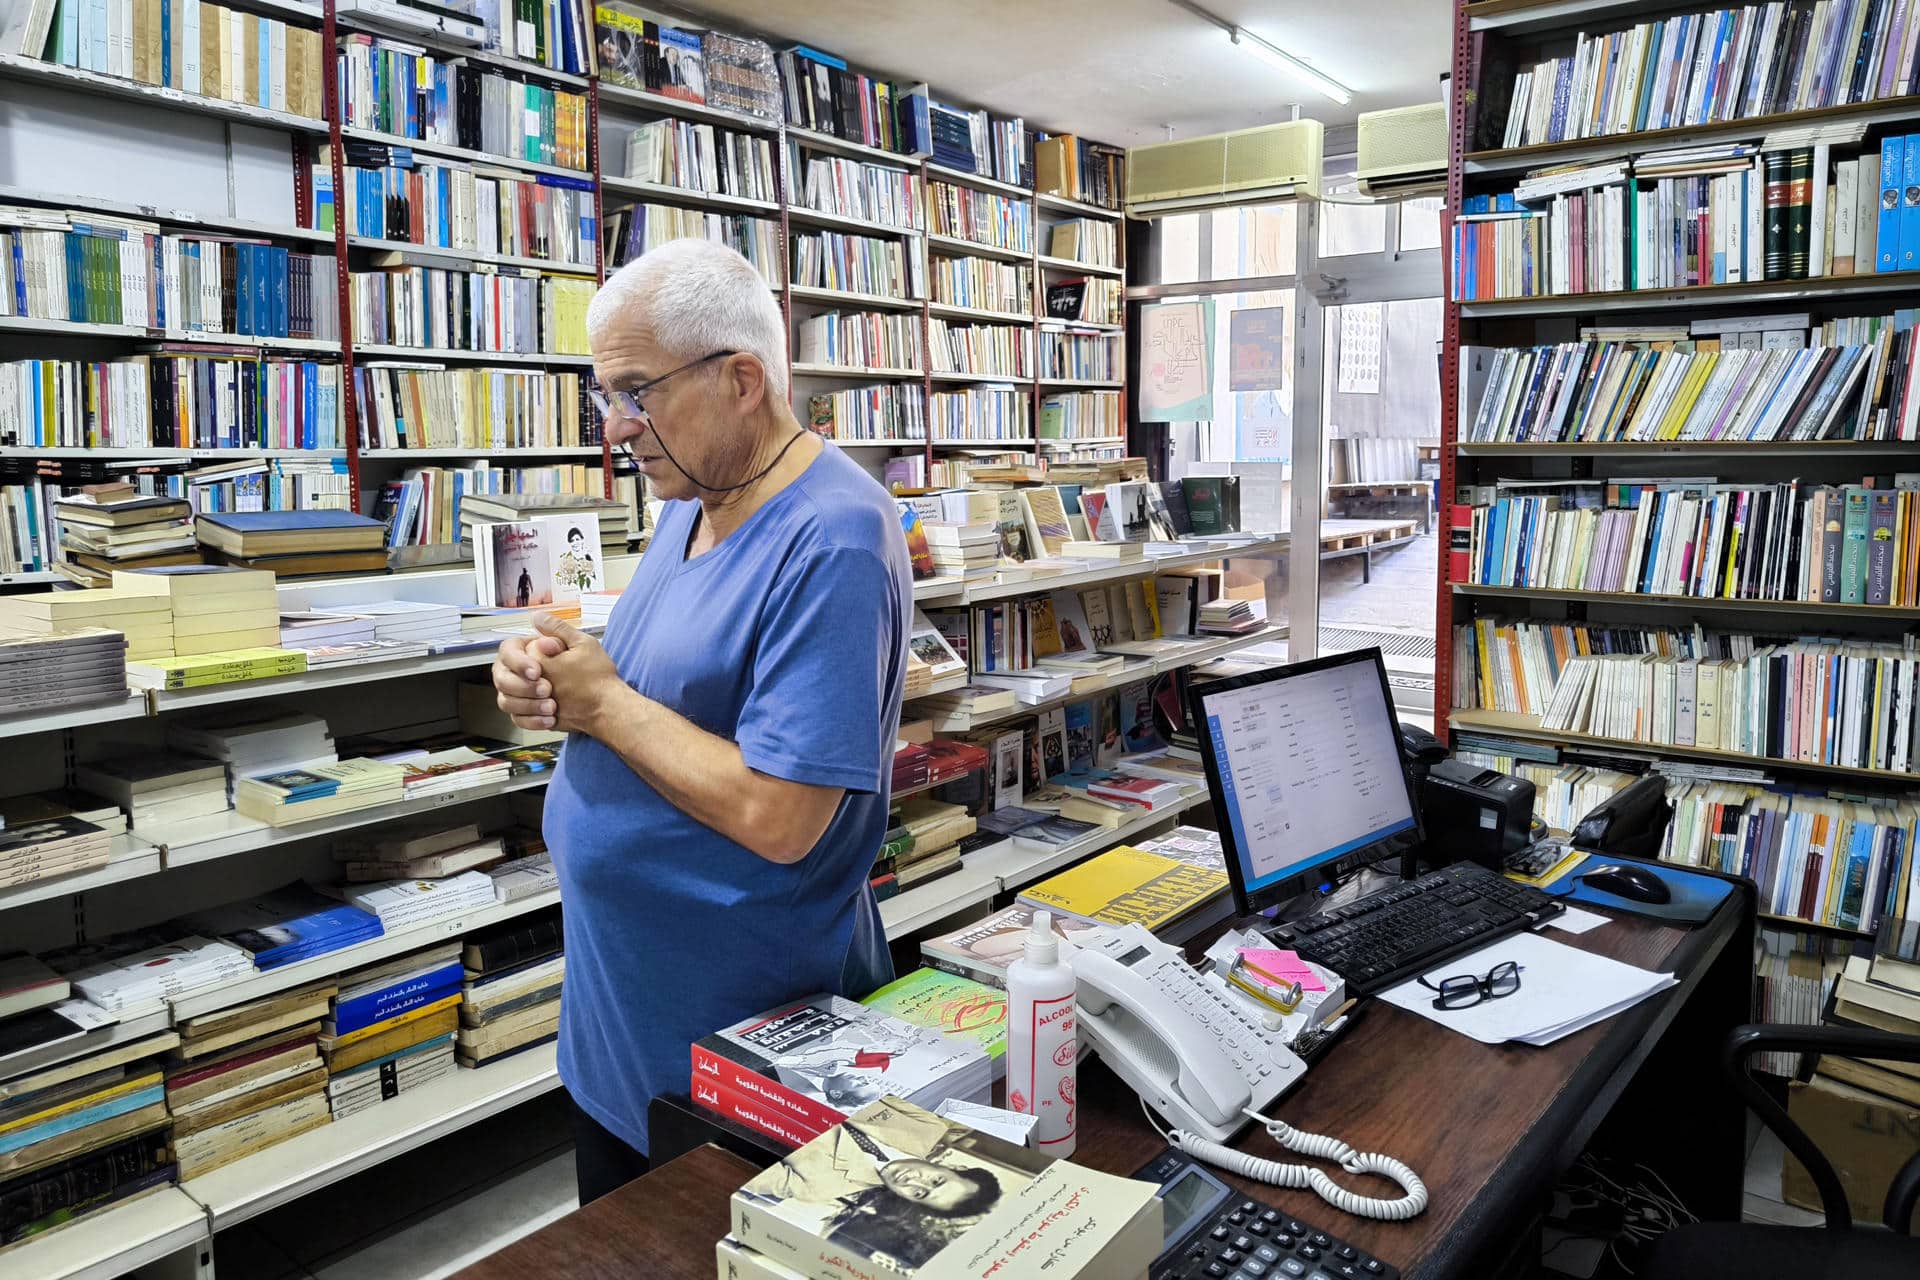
1005;909;1077;1156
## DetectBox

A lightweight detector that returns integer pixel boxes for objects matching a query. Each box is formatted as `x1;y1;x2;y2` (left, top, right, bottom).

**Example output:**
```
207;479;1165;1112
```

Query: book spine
1842;487;1872;603
1868;490;1899;604
1764;150;1792;280
690;1076;824;1150
1904;129;1920;272
1787;147;1814;279
688;1041;845;1135
1881;135;1905;271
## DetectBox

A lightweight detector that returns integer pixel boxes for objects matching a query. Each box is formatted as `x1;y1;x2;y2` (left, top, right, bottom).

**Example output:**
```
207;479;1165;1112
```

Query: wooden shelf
1453;583;1920;619
787;285;924;312
1447;707;1920;786
929;302;1034;324
1465;96;1920;177
1457;440;1920;456
1457;267;1920;317
928;234;1033;263
595;81;778;132
598;176;780;214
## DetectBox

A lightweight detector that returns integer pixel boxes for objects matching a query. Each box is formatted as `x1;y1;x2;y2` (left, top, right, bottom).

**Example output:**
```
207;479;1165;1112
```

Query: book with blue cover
183;885;383;971
327;958;464;1037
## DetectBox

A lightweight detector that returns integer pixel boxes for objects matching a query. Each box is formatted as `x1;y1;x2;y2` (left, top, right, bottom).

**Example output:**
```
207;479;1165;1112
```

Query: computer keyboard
1263;863;1565;995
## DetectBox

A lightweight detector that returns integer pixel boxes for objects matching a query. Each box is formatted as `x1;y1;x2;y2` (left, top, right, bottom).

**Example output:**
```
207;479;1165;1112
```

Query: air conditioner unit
1356;102;1447;198
1124;120;1323;219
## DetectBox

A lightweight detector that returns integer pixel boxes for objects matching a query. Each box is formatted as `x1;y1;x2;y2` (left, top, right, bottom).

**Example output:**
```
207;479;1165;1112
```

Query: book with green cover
859;969;1006;1068
1841;487;1871;605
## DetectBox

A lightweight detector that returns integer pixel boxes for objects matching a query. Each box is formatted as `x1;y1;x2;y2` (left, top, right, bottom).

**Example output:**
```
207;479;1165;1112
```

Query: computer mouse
1579;864;1671;905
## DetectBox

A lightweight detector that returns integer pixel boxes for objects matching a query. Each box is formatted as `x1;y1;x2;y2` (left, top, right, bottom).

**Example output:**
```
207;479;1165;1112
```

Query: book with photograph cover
1116;677;1166;754
1103;482;1153;542
657;25;706;102
593;6;648;87
475;517;603;617
896;504;935;580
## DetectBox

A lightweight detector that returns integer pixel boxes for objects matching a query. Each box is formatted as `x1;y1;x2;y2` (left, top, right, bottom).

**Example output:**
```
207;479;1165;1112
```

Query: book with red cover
689;1073;825;1150
922;737;989;785
1449;504;1472;583
1085;775;1181;809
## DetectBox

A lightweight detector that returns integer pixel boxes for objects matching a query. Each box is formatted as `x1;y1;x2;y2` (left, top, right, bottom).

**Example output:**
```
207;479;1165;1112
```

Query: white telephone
1069;924;1429;1222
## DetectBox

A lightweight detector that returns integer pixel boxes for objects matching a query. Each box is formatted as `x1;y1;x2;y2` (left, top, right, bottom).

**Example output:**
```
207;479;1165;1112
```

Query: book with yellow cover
322;1006;460;1074
317;993;461;1054
126;648;308;690
1015;845;1228;932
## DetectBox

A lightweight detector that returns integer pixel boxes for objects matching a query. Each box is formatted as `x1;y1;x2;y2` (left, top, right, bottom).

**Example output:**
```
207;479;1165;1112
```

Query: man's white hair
586;239;789;400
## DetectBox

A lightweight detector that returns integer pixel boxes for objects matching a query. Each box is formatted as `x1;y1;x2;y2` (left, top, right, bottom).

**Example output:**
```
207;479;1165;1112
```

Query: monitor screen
1190;649;1421;913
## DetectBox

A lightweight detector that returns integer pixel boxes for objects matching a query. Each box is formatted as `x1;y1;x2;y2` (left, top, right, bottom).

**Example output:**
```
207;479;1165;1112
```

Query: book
691;994;993;1138
729;1096;1159;1280
193;510;386;557
858;969;1005;1072
474;515;605;618
1017;845;1229;933
919;905;1103;989
182;884;383;970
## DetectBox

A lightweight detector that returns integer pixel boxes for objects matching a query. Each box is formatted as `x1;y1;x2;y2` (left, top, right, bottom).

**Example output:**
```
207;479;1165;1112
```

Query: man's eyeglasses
1417;960;1522;1011
587;349;739;424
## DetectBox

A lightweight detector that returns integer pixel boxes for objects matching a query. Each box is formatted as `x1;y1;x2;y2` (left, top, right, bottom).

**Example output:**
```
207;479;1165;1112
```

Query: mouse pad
1542;856;1734;924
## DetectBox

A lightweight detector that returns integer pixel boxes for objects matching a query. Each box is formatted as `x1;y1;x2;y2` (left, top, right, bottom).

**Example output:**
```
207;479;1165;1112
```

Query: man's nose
608;416;647;446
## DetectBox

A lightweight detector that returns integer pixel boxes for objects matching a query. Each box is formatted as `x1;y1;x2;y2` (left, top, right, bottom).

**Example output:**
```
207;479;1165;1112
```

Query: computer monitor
1186;647;1424;917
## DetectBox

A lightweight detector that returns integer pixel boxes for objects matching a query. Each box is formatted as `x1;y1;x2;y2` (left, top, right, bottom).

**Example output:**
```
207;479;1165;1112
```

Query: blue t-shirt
544;444;909;1153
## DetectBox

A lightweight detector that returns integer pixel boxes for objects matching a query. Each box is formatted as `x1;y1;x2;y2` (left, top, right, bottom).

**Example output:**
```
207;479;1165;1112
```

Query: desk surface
455;895;1747;1280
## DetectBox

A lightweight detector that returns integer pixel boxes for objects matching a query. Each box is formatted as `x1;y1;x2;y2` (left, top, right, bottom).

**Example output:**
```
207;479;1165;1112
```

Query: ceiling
670;0;1448;148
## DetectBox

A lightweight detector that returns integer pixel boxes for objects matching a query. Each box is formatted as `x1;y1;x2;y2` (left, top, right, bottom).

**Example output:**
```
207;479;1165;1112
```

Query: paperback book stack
0;587;172;662
871;798;976;901
125;646;309;692
335;822;506;883
920;905;1103;989
859;969;1007;1080
112;565;280;657
921;521;999;580
235;759;407;827
195;511;390;578
320;947;465;1118
167;707;336;803
458;908;564;1068
52;492;199;584
0;627;128;717
0;814;114;892
484;842;558;905
690;994;992;1147
0;992;180;1245
277;610;379;656
722;1098;1159;1279
163;981;337;1179
50;932;258;1014
184;884;385;972
380;745;512;801
0;789;126;841
320;600;463;651
325;870;496;933
458;491;632;559
1812;919;1920;1110
1018;844;1233;945
74;752;231;834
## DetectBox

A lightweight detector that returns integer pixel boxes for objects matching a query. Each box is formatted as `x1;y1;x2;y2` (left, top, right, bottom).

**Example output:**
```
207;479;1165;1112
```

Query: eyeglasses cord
624;424;809;495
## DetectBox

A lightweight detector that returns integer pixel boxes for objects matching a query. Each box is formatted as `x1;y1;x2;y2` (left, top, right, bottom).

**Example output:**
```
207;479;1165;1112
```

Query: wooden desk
455;888;1753;1280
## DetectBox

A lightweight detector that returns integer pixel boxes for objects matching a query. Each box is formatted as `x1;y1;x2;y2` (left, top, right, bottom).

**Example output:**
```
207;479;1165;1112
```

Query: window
1207;205;1298;279
1319;200;1388;258
1157;213;1202;284
1398;197;1443;252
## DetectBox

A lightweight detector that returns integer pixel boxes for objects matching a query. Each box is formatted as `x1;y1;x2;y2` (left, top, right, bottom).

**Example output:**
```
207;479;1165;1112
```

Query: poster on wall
1228;306;1289;392
1337;303;1383;394
1138;299;1215;421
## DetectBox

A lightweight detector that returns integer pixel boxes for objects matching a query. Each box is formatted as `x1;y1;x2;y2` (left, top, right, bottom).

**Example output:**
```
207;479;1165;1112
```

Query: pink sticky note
1237;947;1327;992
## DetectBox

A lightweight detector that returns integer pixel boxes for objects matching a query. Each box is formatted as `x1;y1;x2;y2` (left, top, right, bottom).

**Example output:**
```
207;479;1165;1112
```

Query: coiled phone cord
1169;1107;1430;1221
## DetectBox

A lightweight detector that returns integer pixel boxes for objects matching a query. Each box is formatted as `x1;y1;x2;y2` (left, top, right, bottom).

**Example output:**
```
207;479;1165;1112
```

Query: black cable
619;427;808;495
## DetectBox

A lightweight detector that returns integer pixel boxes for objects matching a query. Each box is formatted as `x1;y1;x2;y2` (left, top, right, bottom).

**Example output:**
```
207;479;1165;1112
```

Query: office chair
1641;1024;1920;1279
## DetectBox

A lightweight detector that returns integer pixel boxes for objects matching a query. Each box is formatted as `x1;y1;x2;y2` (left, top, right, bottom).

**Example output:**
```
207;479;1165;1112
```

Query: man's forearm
580;684;830;864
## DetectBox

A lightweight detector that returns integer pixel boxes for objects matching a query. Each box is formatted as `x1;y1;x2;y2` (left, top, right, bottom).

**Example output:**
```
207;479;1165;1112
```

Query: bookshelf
1441;0;1920;949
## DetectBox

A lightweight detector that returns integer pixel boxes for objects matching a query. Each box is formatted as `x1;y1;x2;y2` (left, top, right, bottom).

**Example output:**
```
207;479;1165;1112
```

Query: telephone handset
1069;924;1430;1222
1070;924;1305;1144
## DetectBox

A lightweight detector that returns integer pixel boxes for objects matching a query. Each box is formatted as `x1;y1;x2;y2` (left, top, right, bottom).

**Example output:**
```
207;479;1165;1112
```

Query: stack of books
910;683;1018;718
380;746;511;800
74;752;231;832
112;566;280;657
326;870;496;932
163;982;336;1179
1018;844;1233;945
334;822;505;883
321;600;463;650
721;1098;1158;1278
1197;597;1261;635
922;521;999;579
484;841;557;904
184;885;385;972
458;492;632;558
0;1026;178;1243
580;590;620;629
168;707;337;803
457;909;564;1068
51;932;257;1014
859;968;1007;1079
235;759;407;826
319;947;465;1118
691;994;993;1146
1814;921;1920;1109
0;814;115;892
194;511;390;578
921;904;1103;989
871;797;976;901
125;647;309;692
277;611;379;653
0;627;129;717
53;492;199;584
0;587;173;661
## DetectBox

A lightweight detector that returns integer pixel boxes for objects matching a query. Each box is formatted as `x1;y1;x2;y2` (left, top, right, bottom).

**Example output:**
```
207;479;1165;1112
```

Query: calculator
1132;1149;1401;1280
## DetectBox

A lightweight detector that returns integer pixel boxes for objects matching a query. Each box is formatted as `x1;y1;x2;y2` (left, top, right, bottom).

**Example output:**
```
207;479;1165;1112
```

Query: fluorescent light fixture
1231;27;1352;105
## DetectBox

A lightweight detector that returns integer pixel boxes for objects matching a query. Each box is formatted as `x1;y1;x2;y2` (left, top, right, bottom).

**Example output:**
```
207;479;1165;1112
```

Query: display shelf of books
833;438;934;449
932;436;1038;448
181;1041;560;1230
342;236;598;276
168;888;561;1020
786;284;923;312
1038;378;1123;388
2;447;349;461
0;185;335;244
1038;316;1121;332
912;625;1288;733
336;125;590;180
149;775;552;871
879;862;1004;939
0;834;162;913
595;79;779;133
963;535;1289;604
1036;253;1123;277
596;175;781;214
927;233;1030;264
0;1186;210;1280
785;125;920;167
912;575;967;605
1035;190;1123;220
786;205;921;237
0;314;341;352
1452;583;1920;620
928;370;1030;384
348;343;595;367
356;446;608;458
1038;435;1125;447
1454;440;1920;456
0;52;330;133
970;790;1212;899
0;694;150;741
1457;268;1920;317
789;362;926;379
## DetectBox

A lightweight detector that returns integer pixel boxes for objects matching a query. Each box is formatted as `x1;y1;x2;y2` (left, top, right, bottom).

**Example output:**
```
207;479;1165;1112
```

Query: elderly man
490;239;911;1204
